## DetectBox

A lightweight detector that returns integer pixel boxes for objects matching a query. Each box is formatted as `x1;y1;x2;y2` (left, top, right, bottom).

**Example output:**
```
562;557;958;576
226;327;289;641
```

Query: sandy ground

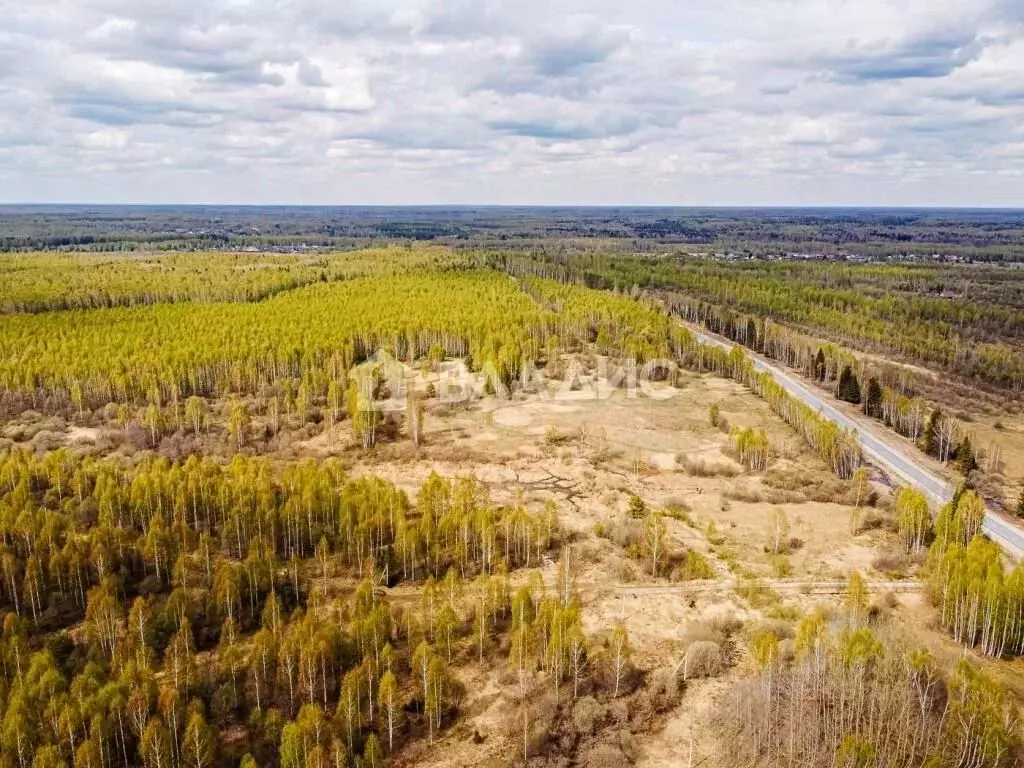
296;364;908;765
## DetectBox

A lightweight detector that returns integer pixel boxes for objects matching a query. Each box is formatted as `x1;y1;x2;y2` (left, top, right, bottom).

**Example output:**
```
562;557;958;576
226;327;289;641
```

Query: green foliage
835;735;875;768
927;489;1024;657
0;269;552;409
769;554;791;578
955;434;976;475
862;377;883;418
677;550;714;581
748;629;780;672
730;426;769;471
627;494;647;519
0;448;573;767
894;487;932;554
0;248;449;313
737;579;781;609
507;251;1024;388
837;366;861;404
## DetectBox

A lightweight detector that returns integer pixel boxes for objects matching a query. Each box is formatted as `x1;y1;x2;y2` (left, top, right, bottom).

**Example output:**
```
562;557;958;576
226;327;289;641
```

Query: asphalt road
689;326;1024;560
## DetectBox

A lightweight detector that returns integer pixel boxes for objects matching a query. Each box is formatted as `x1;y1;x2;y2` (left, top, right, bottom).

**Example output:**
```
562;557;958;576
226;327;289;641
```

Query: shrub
679;455;741;477
675;550;715;581
770;554;792;578
571;696;605;736
683;640;725;679
708;404;720;428
627;493;647;518
870;548;918;577
584;743;630;768
545;426;570;446
738;579;781;609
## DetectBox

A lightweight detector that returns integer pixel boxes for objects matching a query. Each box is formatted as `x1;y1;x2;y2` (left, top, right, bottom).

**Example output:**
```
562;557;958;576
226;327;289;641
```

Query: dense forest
3;206;1024;261
0;448;630;767
492;251;1024;390
0;249;452;314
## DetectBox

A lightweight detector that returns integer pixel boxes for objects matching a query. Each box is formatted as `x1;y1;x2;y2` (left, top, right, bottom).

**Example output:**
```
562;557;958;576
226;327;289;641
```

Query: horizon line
2;202;1024;211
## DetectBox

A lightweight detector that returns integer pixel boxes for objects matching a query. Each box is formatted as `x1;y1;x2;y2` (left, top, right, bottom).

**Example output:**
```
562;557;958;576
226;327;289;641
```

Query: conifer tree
837;366;861;404
862;377;883;418
955;434;976;475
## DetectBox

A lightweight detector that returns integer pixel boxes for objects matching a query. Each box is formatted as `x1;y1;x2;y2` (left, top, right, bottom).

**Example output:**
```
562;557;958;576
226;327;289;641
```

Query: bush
683;640;725;679
770;554;792;578
870;548;920;577
571;696;606;736
545;426;570;446
708;404;720;428
627;494;646;518
679;455;741;477
681;613;742;647
607;519;641;549
673;550;715;581
584;742;630;768
663;502;693;524
738;579;781;609
723;485;766;504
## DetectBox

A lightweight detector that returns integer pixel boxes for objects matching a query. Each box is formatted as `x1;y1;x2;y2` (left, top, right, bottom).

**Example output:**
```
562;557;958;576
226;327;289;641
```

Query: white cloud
0;0;1021;204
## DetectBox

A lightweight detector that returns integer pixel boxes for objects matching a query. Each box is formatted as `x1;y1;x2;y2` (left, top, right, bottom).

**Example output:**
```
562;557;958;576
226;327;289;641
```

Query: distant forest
3;205;1024;261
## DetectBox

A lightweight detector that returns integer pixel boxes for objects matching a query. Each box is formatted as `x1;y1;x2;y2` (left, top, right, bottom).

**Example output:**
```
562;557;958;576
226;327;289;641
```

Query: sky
1;0;1022;206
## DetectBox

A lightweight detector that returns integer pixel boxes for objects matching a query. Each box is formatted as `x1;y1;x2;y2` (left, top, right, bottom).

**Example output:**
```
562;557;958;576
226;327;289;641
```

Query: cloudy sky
1;0;1022;205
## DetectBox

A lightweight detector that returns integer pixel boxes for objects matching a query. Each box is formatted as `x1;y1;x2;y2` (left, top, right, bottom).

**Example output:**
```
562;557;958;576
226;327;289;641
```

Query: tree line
490;251;1024;390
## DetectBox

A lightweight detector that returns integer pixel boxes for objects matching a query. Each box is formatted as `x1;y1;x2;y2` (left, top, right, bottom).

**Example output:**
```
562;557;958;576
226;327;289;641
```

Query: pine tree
863;377;883;418
627;494;646;519
813;349;827;381
955;434;976;475
746;318;759;351
837;366;861;404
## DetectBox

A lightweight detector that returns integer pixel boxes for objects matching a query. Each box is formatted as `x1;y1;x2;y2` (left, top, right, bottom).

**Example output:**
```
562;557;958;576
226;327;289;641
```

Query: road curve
689;326;1024;560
